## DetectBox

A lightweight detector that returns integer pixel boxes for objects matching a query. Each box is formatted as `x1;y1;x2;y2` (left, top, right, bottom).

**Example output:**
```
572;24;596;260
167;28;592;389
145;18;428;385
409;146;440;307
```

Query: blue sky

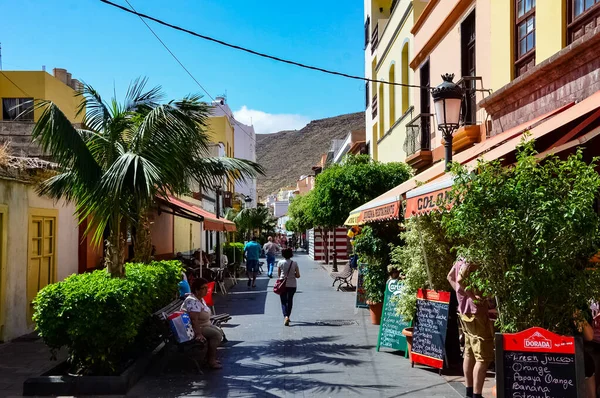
0;0;365;134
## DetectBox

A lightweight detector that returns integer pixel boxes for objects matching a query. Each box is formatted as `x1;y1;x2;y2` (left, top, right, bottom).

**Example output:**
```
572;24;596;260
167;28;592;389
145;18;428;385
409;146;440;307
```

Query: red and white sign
503;326;575;354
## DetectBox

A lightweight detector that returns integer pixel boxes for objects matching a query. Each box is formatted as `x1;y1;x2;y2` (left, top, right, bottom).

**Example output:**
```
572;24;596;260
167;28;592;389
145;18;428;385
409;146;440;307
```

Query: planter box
23;342;164;396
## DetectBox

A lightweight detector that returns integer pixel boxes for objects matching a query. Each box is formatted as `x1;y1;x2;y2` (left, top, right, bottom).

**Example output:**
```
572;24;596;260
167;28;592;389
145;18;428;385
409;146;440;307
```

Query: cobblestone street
129;252;461;397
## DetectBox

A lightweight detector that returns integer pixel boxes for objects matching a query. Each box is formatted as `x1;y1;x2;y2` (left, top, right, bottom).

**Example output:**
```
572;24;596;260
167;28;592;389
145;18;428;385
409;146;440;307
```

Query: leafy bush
223;242;244;264
390;215;454;321
443;141;600;334
33;260;182;375
354;224;401;303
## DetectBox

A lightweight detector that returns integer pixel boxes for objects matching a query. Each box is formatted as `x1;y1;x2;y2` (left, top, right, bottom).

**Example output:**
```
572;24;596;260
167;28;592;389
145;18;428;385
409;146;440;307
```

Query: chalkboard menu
376;279;410;352
496;327;585;398
355;263;368;309
411;289;451;370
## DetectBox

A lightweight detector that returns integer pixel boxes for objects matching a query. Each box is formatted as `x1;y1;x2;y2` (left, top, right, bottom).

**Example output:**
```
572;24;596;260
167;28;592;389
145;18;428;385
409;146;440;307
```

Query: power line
100;0;428;90
121;0;257;144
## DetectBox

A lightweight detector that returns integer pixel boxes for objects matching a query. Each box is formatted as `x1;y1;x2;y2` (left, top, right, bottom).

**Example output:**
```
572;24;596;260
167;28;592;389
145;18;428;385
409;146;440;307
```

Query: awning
156;196;236;232
361;201;401;224
344;211;362;226
404;176;454;218
348;99;592;223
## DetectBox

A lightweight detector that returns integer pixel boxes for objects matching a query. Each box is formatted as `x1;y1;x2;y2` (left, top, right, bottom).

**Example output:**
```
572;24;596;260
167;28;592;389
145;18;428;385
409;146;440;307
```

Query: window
419;60;432;139
2;98;34;121
364;17;370;49
378;83;385;139
514;0;536;78
401;43;410;114
28;210;57;323
389;64;396;127
568;0;600;42
461;10;477;125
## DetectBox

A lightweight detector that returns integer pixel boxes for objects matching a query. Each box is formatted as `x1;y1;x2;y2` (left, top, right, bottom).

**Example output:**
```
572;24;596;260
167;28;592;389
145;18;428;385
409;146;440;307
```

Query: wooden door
27;213;56;323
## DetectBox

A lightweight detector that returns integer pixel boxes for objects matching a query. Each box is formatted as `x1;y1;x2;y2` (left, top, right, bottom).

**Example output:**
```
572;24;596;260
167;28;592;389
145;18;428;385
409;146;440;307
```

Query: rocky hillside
256;111;365;199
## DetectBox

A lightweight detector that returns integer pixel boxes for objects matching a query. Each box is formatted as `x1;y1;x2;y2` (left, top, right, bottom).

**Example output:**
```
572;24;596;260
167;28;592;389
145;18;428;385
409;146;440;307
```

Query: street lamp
431;73;464;171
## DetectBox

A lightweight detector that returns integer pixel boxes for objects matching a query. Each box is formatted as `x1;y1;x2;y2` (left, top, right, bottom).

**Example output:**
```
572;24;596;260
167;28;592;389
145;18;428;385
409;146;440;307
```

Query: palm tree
233;205;277;240
32;78;263;276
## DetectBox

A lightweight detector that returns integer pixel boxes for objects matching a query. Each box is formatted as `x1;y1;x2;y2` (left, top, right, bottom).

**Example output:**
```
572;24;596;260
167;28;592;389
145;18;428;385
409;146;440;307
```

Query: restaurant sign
361;202;400;223
404;187;452;219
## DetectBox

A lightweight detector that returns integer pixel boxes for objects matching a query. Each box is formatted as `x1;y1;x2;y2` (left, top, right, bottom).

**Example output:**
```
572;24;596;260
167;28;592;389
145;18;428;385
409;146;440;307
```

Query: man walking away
447;258;493;398
263;236;280;278
244;237;262;288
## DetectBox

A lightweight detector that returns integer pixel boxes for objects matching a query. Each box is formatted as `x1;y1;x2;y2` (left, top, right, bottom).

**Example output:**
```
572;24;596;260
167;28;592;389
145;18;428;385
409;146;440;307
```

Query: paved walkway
129;252;462;397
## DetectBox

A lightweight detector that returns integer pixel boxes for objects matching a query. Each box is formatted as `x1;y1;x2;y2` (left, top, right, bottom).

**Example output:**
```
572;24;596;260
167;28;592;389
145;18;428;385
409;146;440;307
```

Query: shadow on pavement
214;277;270;316
139;335;396;397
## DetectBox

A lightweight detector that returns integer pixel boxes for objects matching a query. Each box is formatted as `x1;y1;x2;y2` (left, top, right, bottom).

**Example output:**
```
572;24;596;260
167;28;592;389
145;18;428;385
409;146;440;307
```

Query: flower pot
368;302;383;325
402;327;414;360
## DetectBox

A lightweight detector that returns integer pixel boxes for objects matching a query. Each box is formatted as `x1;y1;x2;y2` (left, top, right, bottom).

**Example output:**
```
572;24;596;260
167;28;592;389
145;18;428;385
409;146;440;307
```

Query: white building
233;120;257;208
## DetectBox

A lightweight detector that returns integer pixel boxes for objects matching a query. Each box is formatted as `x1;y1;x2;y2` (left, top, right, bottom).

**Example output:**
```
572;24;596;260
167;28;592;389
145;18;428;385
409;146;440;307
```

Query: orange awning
404;176;454;218
361;201;401;223
156;196;236;232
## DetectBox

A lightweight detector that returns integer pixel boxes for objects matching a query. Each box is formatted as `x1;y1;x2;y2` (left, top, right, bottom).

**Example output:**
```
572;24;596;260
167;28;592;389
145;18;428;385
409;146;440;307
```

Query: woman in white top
181;278;224;369
277;248;301;326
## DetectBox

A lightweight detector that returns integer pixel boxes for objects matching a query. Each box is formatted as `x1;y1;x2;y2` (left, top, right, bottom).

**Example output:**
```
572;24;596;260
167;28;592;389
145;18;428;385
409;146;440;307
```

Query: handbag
273;261;294;295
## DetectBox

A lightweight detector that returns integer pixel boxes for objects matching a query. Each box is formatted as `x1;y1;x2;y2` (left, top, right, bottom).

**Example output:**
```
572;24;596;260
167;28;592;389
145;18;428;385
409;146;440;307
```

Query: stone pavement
128;251;462;398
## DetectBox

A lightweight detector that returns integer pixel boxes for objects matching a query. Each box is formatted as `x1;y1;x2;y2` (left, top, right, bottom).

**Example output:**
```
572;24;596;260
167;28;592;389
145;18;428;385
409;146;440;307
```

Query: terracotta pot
402;327;414;360
368;302;383;325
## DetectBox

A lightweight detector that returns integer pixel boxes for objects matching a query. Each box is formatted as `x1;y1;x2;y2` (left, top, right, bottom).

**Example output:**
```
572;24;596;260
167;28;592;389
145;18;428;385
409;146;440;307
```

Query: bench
330;263;355;291
152;298;232;373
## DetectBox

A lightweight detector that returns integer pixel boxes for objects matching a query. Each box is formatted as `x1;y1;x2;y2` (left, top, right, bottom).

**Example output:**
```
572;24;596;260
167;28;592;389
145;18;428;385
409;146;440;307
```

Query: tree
308;154;412;266
443;140;600;333
287;192;315;232
33;78;262;276
233;205;277;240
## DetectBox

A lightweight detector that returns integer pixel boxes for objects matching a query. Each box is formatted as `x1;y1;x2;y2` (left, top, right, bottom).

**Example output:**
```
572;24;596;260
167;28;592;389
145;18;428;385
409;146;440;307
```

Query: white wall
233;120;257;208
0;179;78;341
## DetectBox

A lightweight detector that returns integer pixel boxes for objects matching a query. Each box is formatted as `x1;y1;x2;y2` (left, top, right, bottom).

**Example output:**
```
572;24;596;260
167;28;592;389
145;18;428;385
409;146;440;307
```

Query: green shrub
223;242;244;264
33;260;182;375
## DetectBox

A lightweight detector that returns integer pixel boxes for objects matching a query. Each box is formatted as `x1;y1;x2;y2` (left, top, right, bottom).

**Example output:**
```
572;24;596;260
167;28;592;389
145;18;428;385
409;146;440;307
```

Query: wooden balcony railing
371;23;379;55
372;94;378;119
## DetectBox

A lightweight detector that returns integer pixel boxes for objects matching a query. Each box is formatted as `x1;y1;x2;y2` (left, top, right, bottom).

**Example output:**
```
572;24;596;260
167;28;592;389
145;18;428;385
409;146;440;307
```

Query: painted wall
490;1;513;90
233;120;257;208
0;71;82;122
0;179;78;341
150;210;174;259
173;217;201;254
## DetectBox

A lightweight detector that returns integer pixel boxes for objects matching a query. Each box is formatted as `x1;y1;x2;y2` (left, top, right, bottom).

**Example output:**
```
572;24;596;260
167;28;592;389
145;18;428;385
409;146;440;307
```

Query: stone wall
0;122;46;158
480;28;600;135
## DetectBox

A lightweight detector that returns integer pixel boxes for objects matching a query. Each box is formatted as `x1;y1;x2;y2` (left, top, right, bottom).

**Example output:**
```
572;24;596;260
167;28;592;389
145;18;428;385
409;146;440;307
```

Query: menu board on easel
496;327;585;398
411;288;451;370
355;263;368;309
376;279;410;352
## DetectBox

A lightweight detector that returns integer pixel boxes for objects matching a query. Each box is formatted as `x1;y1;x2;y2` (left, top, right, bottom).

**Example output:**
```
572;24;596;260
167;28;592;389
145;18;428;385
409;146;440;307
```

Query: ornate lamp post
431;74;464;171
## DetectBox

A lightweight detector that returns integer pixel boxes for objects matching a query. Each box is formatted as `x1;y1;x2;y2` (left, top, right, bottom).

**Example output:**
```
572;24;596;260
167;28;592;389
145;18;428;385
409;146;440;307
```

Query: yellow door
27;212;56;324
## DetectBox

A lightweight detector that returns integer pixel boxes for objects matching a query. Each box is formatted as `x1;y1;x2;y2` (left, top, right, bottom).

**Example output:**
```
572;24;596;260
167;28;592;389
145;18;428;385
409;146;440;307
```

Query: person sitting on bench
181;278;224;370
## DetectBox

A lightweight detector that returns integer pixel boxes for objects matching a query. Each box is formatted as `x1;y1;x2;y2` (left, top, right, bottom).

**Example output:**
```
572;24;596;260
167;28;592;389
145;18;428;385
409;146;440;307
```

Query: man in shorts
244;237;262;288
447;258;493;398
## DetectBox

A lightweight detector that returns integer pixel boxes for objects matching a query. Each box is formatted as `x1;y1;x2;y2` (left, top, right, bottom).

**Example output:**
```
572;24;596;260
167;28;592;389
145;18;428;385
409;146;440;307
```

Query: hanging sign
411;289;451;370
495;327;585;398
376;279;411;352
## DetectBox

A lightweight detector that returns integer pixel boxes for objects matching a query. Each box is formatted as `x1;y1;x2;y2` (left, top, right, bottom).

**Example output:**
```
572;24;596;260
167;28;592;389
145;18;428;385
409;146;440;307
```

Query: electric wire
100;0;428;90
121;0;257;144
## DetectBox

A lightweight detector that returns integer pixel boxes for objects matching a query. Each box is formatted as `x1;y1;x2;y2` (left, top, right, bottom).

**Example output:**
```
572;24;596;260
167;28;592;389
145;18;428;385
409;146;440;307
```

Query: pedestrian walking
244;237;262;288
277;248;300;326
447;258;493;398
263;236;280;278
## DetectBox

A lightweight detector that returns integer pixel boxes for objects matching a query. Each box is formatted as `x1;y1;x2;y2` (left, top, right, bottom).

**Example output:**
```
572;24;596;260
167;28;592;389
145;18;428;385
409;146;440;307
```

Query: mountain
256;111;365;200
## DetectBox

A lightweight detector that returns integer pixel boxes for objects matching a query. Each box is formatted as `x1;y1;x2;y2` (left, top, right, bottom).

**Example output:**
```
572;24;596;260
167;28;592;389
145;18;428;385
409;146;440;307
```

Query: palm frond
124;77;164;112
76;83;112;133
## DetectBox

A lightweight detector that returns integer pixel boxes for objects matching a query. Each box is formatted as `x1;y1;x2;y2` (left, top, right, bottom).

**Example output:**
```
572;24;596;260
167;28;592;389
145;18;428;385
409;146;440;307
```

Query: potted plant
354;225;400;325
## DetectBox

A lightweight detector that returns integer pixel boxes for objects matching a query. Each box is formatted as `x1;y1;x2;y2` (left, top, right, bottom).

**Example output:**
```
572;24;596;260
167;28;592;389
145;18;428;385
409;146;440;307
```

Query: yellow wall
206;115;235;157
0;71;82;123
173;216;201;254
490;1;513;90
536;0;566;65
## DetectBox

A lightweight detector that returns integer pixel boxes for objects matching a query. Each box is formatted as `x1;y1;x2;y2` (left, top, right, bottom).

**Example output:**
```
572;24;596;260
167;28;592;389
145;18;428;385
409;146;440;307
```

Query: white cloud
233;106;310;135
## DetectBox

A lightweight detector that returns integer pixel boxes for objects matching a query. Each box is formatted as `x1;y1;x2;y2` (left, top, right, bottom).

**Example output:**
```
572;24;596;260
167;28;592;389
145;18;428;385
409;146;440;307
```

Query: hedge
33;260;182;375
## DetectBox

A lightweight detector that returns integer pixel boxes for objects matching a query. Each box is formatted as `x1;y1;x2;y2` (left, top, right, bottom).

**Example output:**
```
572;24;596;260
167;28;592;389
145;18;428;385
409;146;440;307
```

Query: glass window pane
525;0;532;13
518;0;525;17
527;32;534;52
519;23;527;39
586;0;595;10
520;39;527;56
527;18;534;33
576;0;585;16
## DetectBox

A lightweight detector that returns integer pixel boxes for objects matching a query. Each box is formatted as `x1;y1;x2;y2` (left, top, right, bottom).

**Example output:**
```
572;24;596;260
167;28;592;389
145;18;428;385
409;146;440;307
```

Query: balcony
404;114;433;171
371;23;379;55
223;190;233;209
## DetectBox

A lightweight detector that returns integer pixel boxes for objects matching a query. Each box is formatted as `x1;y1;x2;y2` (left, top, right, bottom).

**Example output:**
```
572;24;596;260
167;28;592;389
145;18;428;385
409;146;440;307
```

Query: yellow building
364;0;427;163
0;68;83;123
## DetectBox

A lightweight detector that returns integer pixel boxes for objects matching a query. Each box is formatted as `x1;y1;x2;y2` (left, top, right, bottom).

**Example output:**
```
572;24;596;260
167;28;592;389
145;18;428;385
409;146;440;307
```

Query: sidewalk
130;251;461;397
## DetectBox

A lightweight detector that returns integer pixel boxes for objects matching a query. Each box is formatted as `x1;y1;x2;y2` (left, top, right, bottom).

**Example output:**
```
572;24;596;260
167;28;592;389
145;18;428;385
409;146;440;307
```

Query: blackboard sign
376;279;410;352
411;289;451;370
496;327;585;398
355;263;368;309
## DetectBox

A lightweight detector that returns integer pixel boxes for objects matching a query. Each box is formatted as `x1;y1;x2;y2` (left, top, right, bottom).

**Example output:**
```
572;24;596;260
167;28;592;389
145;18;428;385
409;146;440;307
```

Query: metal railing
404;113;434;157
457;76;483;126
371;94;378;119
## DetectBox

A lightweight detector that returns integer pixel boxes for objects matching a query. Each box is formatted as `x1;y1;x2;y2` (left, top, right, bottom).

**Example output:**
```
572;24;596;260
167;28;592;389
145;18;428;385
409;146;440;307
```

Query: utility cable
100;0;428;90
122;0;257;143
